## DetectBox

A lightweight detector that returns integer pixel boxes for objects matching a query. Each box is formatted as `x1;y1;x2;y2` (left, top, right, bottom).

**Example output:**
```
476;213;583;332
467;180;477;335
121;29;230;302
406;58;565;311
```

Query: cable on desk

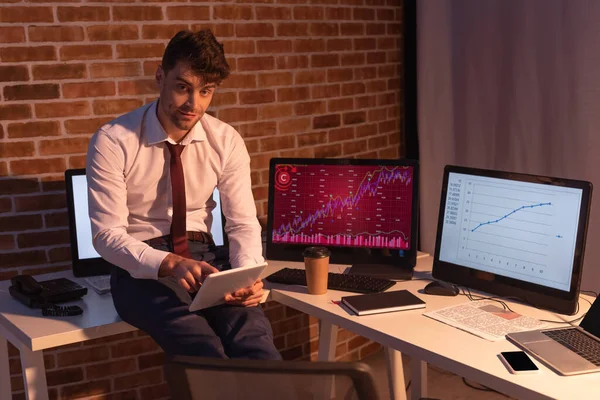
461;377;508;396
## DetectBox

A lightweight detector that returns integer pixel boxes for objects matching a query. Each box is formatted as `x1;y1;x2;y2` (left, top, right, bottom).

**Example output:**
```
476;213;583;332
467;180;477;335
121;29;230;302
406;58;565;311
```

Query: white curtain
418;0;600;291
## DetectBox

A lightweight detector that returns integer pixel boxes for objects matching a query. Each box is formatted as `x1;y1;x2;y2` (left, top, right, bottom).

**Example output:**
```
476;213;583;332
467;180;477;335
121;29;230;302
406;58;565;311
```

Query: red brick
293;38;324;53
0;178;38;195
117;43;164;59
7;121;61;138
64;117;110;134
57;6;110;22
276;55;309;69
239;89;275;105
29;26;84;42
236;121;277;138
367;51;386;64
47;246;70;263
1;46;56;62
214;5;253;20
113;6;162;21
4;84;59;101
39;137;89;155
15;194;66;213
367;22;386;35
0;215;43;232
343;139;368;155
256;39;293;54
294;6;325;20
236;23;274;37
218;107;258;123
17;229;70;248
329;127;355;142
57;346;110;367
278;87;310;102
139;383;170;400
118;79;158;95
252;8;287;21
0;27;25;43
388;22;402;35
222;39;255;55
0;104;32;120
221;74;256;90
0;141;35;159
356;123;378;137
377;8;395;20
314;114;341;129
277;23;309;37
311;84;340;99
343;111;366;125
114;369;162;390
0;6;53;23
60;380;110;399
310;23;339;36
341;23;364;36
258;103;293;120
90;62;140;78
353;8;375;20
45;211;68;228
356;95;377;108
36;101;90;118
32;64;87;80
190;23;235;38
60;45;112;61
87;25;139;41
0;66;29;82
10;158;65;176
211;91;237;107
166;6;210;21
63;81;115;98
328;98;354;112
326;7;352;20
327;38;352;52
368;108;387;122
378;120;396;133
142;24;189;40
86;358;137;380
138;352;165;370
0;163;5;178
0;250;46;268
355;38;376;51
258;72;293;87
237;56;275;71
298;132;327;147
295;101;327;117
342;82;366;96
355;66;377;80
93;99;142;115
327;68;354;82
0;198;12;213
68;155;87;169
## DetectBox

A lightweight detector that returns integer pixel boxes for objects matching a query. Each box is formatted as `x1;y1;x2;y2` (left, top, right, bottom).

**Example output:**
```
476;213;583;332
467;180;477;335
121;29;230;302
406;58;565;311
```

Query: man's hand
224;279;264;307
159;253;218;292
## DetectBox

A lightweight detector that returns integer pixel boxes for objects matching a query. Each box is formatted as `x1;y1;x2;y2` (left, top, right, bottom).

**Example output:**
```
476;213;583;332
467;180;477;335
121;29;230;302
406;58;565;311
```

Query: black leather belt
145;231;213;246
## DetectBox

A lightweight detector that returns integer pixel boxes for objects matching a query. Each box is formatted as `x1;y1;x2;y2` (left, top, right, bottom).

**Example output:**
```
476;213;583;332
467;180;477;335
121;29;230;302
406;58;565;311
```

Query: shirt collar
144;100;208;146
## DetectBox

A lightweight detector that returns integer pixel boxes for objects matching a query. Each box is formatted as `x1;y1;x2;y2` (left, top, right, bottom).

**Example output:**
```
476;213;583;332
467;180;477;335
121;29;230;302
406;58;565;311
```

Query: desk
265;256;600;400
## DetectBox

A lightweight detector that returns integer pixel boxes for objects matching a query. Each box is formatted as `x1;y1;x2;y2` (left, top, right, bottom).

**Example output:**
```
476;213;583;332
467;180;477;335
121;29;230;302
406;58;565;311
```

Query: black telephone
9;275;87;316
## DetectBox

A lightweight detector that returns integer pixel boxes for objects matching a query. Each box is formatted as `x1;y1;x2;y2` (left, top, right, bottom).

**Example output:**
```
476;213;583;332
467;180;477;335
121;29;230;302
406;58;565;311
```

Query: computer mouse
423;280;459;296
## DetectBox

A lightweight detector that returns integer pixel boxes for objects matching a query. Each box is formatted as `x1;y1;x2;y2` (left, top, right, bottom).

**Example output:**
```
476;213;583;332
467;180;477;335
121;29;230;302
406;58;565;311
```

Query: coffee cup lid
302;246;331;258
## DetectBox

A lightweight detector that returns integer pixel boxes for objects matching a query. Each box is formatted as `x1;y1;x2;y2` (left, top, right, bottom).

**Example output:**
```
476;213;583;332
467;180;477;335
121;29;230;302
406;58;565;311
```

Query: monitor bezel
432;165;593;315
65;168;113;277
266;157;419;269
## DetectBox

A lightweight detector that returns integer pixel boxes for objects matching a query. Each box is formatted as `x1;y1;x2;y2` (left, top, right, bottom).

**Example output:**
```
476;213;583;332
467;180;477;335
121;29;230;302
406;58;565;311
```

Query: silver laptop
506;295;600;376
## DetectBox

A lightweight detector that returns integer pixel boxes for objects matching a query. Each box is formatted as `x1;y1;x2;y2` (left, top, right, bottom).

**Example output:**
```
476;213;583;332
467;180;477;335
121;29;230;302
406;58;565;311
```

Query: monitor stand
347;264;413;281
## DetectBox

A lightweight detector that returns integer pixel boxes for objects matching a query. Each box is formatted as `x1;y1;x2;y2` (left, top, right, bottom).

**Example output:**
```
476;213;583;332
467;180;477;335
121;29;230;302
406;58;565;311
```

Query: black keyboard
265;268;395;294
542;328;600;366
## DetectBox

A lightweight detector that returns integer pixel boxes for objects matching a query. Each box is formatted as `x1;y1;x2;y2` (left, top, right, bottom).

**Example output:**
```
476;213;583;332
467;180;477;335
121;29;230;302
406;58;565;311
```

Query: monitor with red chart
266;158;419;280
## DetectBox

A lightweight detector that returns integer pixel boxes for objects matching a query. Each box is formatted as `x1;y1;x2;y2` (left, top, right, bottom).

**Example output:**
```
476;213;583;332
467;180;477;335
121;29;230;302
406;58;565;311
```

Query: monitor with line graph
433;165;592;315
266;158;419;278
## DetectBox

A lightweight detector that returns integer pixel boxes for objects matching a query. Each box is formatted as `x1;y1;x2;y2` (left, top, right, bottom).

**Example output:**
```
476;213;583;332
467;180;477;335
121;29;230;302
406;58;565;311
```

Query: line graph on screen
271;164;414;249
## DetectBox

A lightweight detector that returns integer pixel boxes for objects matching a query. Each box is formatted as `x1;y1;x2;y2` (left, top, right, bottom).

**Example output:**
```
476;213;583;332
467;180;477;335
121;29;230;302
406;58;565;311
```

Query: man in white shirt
86;30;281;360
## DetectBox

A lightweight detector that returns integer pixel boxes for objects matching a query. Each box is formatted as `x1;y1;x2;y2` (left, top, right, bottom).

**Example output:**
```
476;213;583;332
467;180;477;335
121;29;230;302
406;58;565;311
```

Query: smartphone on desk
499;351;539;374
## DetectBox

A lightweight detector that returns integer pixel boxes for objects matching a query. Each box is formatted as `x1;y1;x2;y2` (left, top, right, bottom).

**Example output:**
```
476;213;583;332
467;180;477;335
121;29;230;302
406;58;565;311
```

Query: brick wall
1;1;404;398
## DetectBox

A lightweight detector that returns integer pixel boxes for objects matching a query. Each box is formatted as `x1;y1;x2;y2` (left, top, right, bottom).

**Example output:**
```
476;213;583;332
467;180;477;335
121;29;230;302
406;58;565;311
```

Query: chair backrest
164;355;381;400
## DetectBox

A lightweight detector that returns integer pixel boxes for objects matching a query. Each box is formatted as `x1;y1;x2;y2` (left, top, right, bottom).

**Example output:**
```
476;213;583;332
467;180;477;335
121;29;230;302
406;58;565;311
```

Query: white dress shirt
86;101;264;279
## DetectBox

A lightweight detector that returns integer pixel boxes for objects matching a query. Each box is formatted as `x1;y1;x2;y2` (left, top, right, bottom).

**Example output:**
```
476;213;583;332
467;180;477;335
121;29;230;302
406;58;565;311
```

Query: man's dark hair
162;30;230;84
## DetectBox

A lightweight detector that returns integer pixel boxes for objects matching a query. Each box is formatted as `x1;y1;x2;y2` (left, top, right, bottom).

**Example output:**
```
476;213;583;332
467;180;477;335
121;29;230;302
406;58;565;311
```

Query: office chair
164;355;381;400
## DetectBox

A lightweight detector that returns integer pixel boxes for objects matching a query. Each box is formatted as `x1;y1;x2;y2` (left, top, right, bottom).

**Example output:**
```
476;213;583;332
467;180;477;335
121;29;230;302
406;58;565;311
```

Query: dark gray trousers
110;240;281;360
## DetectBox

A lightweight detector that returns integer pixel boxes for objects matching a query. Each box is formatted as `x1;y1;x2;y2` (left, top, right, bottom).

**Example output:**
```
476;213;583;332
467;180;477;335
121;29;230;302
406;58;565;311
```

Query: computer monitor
266;158;419;279
65;169;226;277
433;165;593;315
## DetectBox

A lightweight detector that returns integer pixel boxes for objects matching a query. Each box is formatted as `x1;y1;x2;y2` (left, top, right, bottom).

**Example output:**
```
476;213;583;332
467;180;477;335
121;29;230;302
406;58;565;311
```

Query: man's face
156;61;216;137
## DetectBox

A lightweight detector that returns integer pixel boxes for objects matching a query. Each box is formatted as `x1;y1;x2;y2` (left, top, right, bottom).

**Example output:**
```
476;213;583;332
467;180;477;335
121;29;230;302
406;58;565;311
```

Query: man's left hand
224;279;264;307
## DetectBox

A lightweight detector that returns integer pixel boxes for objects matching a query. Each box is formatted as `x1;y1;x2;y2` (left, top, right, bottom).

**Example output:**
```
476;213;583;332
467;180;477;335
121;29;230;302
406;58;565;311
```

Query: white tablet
188;263;268;312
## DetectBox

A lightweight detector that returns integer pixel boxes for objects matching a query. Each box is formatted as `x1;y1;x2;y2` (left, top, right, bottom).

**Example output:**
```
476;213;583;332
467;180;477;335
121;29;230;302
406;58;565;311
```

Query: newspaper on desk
424;300;549;341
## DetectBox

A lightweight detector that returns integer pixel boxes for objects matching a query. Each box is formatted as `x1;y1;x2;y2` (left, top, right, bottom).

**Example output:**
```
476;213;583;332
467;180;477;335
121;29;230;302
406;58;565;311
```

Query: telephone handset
9;275;87;317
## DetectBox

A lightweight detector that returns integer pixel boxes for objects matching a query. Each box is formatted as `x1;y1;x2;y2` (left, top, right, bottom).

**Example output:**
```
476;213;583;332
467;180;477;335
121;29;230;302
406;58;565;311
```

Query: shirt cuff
138;246;170;280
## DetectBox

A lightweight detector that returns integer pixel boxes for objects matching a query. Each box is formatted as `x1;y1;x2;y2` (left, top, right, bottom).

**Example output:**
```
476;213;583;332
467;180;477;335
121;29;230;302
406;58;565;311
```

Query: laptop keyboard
542;328;600;366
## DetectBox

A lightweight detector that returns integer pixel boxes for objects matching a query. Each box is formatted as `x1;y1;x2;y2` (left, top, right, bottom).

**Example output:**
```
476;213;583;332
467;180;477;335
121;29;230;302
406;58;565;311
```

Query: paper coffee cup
302;246;331;295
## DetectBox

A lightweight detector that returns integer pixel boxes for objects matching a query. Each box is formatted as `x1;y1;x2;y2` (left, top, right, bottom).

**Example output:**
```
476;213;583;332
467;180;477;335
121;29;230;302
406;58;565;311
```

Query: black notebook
341;290;426;316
